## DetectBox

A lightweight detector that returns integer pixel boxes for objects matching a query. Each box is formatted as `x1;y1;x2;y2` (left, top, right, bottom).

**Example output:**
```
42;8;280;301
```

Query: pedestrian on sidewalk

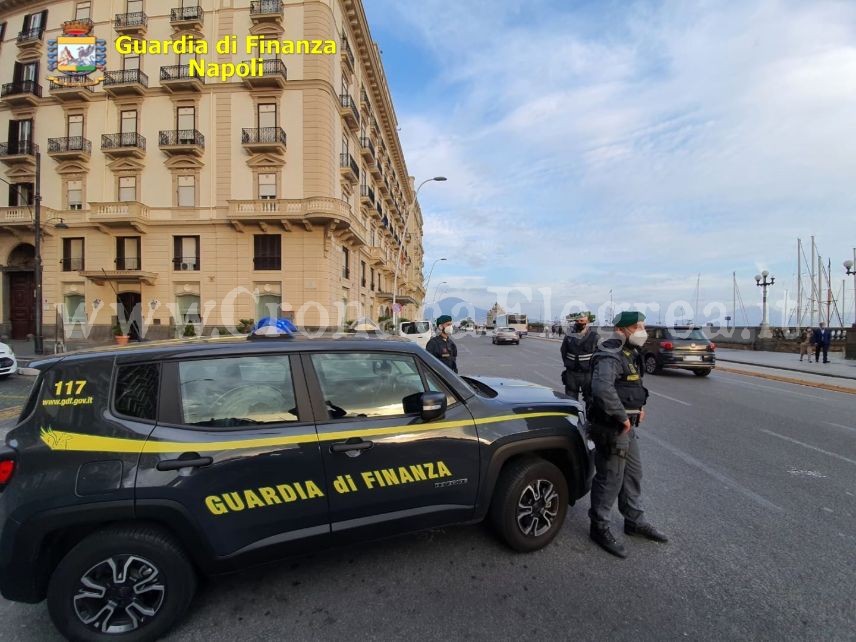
812;322;832;363
799;328;814;363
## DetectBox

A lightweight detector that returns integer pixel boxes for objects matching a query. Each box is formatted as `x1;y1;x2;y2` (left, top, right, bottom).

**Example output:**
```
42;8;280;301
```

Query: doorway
9;272;35;339
117;292;142;340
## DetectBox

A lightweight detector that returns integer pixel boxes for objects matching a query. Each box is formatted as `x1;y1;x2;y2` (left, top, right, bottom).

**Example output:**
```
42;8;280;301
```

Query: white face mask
442;324;452;335
627;329;648;347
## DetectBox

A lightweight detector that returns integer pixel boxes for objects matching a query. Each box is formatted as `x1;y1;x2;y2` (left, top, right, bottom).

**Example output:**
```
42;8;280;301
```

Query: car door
303;350;479;543
135;352;330;561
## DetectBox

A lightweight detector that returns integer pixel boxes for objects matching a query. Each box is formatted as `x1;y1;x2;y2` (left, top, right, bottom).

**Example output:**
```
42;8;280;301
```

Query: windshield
402;321;430;334
667;328;707;341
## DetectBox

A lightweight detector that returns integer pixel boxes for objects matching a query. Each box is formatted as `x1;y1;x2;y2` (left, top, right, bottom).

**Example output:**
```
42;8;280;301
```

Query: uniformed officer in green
587;311;668;558
426;315;458;373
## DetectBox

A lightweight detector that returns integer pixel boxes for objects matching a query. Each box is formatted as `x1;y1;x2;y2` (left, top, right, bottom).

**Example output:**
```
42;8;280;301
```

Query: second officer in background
426;315;458;373
560;313;598;402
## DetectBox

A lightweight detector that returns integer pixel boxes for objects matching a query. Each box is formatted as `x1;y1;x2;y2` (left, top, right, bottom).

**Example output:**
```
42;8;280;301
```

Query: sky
362;0;856;326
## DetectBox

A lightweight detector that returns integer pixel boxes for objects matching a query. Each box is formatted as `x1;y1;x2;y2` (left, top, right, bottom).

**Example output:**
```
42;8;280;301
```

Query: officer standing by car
426;314;458;373
587;311;668;558
560;313;598;402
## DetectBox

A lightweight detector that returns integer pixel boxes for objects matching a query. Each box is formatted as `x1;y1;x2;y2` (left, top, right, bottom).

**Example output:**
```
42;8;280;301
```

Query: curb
716;357;856;382
716;366;856;395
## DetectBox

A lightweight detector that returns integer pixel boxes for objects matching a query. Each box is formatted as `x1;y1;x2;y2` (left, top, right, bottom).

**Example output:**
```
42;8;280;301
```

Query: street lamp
844;252;855;327
431;281;448;306
392;176;446;332
422;257;446;314
755;270;775;333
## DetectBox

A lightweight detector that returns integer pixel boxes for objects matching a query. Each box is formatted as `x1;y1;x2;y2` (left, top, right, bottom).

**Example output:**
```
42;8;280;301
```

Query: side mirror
420;391;447;422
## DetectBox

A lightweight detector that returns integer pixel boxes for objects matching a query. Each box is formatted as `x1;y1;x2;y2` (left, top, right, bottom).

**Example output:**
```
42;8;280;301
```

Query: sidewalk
2;338;112;367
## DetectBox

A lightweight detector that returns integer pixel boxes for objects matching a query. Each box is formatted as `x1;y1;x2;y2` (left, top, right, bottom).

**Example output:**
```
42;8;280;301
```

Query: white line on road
648;390;692;406
760;430;856;467
714;375;832;401
825;422;856;434
641;431;784;513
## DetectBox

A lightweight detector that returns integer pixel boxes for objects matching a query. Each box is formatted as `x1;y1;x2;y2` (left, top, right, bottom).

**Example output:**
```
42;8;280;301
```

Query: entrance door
9;272;35;339
117;292;142;340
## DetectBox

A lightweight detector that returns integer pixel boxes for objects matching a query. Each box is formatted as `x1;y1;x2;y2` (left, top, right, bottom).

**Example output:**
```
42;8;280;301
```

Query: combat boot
624;521;669;543
590;523;627;558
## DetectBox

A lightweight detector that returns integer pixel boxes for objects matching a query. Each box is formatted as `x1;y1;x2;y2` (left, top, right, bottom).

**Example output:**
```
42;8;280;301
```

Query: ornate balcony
360;185;375;207
170;5;204;31
114;11;148;35
0;207;34;235
227;197;353;232
360;136;375;161
241;127;287;155
101;133;146;159
341;37;355;74
339;153;359;184
103;69;149;97
1;81;42;107
242;58;287;89
160;65;204;92
88;201;149;232
250;0;283;24
48;137;92;162
339;93;360;131
49;78;95;102
0;140;38;168
158;130;205;157
16;27;44;50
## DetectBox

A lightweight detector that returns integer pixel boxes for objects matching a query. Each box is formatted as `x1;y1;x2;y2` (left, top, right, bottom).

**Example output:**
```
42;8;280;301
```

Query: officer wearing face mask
560;313;598;402
426;315;458;373
586;311;668;558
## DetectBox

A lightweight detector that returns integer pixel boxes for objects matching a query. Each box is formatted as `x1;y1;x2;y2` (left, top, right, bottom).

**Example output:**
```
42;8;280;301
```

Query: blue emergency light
248;317;298;339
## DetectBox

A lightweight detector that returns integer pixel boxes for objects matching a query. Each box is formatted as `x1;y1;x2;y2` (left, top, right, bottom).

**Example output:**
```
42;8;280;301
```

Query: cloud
364;0;856;322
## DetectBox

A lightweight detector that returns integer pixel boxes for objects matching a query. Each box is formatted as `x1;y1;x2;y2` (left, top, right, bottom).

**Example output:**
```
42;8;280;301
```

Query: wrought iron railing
48;137;92;154
241;127;287;145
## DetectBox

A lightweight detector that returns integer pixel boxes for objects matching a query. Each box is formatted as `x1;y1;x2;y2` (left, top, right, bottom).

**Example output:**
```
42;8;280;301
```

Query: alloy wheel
72;555;165;634
516;479;559;537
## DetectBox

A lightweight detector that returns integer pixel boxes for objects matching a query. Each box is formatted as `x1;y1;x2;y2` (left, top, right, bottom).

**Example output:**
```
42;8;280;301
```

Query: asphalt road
1;336;855;641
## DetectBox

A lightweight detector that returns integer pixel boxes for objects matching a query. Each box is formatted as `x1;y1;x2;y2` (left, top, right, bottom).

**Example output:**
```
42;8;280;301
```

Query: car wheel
0;373;10;380
644;354;660;375
693;368;712;377
47;525;196;642
489;457;569;553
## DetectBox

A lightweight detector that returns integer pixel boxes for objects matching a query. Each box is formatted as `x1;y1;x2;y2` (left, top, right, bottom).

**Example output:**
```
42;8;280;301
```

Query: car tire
693;368;712;377
489;457;569;553
47;524;197;642
644;354;660;375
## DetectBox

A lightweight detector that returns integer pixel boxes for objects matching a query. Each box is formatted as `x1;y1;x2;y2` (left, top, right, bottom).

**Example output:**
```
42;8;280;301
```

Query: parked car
492;327;520;345
0;342;18;379
641;325;716;376
0;333;593;640
399;320;433;349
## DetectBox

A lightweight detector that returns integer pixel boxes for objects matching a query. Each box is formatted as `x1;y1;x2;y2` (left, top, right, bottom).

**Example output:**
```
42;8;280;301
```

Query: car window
422;367;458;407
667;328;707;341
114;363;160;421
178;355;298;427
311;353;427;419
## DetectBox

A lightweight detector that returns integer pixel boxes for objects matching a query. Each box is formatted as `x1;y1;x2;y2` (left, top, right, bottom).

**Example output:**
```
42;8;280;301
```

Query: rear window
403;322;430;334
667;328;707;341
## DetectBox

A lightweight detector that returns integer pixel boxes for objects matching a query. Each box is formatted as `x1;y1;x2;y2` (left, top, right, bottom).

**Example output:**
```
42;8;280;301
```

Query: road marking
825;422;856;434
716;366;856;396
641;431;783;513
648;390;691;406
0;406;22;420
760;429;856;467
715;375;831;401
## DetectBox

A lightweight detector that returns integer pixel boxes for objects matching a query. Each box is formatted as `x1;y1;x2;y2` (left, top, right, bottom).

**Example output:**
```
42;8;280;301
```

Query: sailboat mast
810;236;816;326
796;238;801;331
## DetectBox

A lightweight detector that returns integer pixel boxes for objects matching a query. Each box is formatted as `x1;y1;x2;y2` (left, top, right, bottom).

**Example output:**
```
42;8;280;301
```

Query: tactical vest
587;346;648;424
562;331;599;372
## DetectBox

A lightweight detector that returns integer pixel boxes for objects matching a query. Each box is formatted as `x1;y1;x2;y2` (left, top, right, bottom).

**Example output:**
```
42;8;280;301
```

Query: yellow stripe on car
39;412;574;455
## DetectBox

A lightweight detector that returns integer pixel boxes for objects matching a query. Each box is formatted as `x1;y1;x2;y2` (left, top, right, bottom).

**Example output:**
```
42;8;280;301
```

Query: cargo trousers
588;426;645;529
563;370;591;403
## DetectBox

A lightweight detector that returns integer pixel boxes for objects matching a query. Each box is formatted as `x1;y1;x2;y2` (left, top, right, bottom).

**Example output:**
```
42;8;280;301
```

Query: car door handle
156;456;213;471
330;439;373;454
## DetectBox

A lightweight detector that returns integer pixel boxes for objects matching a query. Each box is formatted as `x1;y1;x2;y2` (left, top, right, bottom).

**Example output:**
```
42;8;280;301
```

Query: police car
0;325;593;640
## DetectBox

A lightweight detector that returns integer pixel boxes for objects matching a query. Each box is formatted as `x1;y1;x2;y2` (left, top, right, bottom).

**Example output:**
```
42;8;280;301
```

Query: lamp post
392;176;446;332
422;257;446;315
755;270;775;334
845;251;856;327
431;281;447;306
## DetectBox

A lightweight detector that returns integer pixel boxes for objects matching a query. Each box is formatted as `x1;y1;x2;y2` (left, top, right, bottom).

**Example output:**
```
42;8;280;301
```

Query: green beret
612;311;646;328
436;315;452;326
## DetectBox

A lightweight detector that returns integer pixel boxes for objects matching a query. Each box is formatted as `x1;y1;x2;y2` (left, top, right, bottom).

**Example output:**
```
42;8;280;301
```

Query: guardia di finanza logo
47;20;106;87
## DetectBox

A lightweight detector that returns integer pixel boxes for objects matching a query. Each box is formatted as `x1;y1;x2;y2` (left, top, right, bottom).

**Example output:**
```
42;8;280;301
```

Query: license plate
684;355;702;362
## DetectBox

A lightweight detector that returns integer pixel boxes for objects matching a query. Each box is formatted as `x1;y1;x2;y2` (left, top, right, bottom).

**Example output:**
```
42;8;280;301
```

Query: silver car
492;327;520;345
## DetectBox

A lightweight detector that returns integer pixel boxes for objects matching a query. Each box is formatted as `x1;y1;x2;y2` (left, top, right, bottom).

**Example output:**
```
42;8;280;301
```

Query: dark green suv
0;335;593;640
641;325;716;376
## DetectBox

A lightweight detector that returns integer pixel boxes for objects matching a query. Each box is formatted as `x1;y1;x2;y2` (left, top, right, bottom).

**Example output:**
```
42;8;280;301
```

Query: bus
495;314;528;336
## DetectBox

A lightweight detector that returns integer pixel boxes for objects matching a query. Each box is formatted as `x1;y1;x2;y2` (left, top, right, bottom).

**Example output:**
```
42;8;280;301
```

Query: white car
399;320;433;349
0;342;18;379
492;327;520;345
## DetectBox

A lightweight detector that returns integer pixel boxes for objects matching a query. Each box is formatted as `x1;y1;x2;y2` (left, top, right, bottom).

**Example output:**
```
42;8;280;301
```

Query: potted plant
237;319;254;334
183;323;196;338
112;321;129;346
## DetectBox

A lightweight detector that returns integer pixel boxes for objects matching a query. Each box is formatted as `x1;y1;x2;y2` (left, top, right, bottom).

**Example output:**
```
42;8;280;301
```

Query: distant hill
423;297;490;323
